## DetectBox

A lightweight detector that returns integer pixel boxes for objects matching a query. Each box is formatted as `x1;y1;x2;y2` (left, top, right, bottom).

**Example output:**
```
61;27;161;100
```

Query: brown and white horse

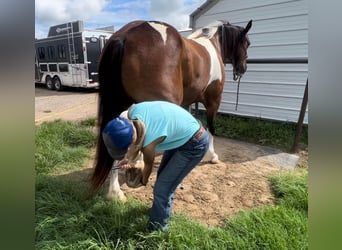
91;20;252;197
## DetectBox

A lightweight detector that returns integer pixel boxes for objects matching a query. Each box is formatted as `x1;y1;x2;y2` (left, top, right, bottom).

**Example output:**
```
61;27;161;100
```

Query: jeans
148;128;210;232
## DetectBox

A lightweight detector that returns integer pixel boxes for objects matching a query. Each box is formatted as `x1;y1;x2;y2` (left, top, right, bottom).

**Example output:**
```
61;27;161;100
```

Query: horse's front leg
107;161;127;202
203;90;221;164
207;131;219;163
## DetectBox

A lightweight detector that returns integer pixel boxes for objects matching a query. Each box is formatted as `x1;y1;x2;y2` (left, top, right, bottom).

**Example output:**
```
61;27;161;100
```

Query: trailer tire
53;77;64;91
46;76;54;90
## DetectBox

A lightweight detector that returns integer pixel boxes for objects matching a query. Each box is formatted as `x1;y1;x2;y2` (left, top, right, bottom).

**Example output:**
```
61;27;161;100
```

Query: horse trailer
35;20;114;90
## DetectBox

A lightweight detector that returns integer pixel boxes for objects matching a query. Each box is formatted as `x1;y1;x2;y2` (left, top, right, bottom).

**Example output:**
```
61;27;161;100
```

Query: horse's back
116;21;185;103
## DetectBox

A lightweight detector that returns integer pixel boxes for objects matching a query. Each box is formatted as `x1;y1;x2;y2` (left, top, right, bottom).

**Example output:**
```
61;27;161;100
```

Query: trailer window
59;64;68;72
47;46;55;59
48;64;57;72
40;64;48;72
57;45;66;59
38;47;46;60
90;37;98;43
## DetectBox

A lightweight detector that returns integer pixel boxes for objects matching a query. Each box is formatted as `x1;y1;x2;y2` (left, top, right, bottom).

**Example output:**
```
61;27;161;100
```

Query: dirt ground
117;138;304;227
35;85;308;227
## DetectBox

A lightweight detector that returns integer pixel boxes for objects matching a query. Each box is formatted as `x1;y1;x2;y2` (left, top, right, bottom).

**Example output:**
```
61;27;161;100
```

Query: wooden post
291;78;308;153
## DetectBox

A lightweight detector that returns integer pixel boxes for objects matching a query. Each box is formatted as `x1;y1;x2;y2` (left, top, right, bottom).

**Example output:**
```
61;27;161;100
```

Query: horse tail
90;36;133;192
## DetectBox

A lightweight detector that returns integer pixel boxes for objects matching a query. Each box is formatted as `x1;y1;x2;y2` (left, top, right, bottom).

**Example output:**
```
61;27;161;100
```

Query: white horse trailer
35;20;113;90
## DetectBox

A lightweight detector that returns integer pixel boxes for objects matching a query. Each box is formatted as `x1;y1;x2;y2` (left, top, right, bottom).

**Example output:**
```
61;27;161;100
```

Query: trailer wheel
46;76;54;90
53;77;64;91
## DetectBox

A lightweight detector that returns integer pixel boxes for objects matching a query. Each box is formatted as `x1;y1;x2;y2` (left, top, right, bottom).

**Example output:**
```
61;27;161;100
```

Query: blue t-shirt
128;101;200;151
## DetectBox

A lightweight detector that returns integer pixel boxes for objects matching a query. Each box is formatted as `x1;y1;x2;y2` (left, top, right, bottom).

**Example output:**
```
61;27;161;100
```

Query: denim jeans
148;128;210;232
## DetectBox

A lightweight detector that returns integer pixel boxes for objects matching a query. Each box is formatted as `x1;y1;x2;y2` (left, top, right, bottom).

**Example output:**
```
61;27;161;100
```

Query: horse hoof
107;192;127;202
210;154;219;164
118;193;127;202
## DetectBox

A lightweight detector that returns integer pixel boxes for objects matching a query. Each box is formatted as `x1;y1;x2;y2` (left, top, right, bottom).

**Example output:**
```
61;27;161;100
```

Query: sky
35;0;206;38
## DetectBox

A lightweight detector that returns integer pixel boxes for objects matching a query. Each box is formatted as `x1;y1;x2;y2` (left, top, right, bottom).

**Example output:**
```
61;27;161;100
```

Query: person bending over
102;101;209;232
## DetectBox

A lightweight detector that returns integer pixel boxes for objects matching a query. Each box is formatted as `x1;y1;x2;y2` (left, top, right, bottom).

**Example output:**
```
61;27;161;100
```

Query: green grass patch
222;205;307;250
269;171;308;213
35;119;308;249
36;171;308;249
222;171;308;249
35;119;97;175
36;175;150;249
196;112;308;152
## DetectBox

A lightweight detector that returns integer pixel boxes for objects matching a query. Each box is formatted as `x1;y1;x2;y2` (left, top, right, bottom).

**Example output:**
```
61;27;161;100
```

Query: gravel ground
35;84;98;124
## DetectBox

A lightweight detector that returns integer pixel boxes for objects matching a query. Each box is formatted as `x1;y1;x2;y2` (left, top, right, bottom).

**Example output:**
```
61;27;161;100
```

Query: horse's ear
244;20;252;34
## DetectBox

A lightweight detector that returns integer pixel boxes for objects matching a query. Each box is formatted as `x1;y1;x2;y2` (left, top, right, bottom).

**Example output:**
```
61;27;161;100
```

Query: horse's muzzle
233;64;247;81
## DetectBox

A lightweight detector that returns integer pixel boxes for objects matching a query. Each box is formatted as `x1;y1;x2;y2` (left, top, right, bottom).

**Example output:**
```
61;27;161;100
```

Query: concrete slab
206;137;300;170
257;152;299;169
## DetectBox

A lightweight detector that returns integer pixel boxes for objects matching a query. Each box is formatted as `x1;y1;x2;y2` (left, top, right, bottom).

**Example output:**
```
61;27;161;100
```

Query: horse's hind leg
107;161;127;202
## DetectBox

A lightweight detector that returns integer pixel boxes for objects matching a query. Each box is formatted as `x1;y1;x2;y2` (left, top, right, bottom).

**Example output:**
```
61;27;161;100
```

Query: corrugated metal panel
190;0;308;124
179;29;193;37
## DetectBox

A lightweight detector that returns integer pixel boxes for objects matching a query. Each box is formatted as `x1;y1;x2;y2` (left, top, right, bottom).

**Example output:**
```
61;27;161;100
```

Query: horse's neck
180;36;224;104
210;35;224;62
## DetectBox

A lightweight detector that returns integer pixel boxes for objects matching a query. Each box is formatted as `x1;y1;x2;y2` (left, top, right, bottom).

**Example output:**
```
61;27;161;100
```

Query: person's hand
118;159;133;169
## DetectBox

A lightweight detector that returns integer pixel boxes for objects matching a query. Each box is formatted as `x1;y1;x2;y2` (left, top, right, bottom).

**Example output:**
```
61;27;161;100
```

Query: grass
269;171;308;213
35;119;97;175
196;112;308;152
35;118;308;249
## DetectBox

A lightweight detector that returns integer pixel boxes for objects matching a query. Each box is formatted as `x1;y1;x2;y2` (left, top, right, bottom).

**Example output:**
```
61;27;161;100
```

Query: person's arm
141;136;165;185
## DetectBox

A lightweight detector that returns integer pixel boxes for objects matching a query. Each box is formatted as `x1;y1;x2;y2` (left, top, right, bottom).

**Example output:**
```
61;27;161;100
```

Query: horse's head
220;20;252;80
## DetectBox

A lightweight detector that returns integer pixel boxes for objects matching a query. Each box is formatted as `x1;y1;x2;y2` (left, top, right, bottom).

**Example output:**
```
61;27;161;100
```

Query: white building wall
190;0;308;123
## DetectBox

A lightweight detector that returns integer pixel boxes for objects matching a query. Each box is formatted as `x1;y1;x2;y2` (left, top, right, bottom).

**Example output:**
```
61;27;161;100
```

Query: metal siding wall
192;0;308;123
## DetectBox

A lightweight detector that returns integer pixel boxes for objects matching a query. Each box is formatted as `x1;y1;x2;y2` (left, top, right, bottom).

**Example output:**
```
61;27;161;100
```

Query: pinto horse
91;20;252;193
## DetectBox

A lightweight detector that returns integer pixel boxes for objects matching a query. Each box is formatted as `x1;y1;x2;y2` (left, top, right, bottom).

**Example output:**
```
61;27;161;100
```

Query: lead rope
235;76;241;111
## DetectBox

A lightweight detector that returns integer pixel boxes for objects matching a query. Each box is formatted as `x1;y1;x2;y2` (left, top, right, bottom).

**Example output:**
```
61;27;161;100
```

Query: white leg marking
147;22;168;45
208;131;219;163
107;161;127;202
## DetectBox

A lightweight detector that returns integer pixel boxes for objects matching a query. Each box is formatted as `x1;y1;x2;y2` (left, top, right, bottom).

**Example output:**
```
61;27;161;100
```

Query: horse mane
219;21;246;64
187;20;244;64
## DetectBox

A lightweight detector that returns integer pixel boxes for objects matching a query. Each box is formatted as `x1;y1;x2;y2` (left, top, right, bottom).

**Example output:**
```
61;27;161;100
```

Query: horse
90;19;252;197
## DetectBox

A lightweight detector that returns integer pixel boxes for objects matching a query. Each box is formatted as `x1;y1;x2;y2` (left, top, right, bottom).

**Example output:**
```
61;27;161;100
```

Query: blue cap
102;117;134;160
